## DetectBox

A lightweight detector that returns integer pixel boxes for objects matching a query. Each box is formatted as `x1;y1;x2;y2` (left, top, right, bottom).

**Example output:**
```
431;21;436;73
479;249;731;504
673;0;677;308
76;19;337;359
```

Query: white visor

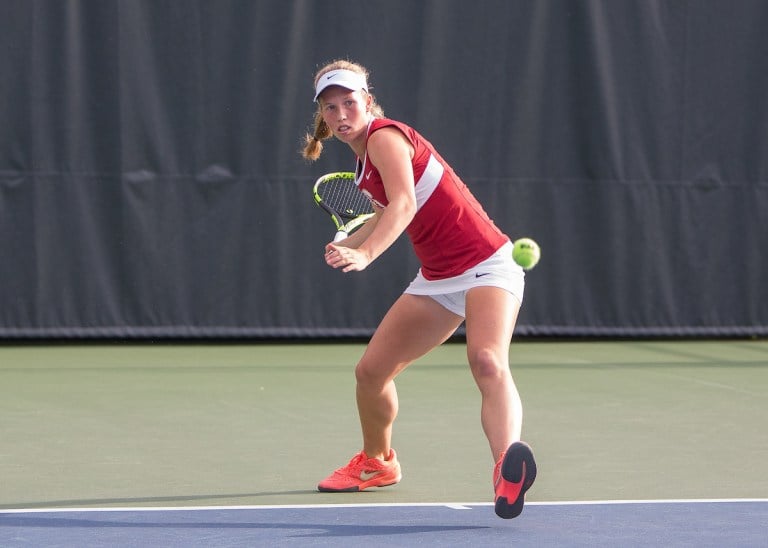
314;69;368;101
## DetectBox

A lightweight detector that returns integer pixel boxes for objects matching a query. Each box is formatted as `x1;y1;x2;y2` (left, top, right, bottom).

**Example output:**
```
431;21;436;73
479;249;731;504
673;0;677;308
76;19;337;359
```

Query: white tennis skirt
404;241;525;317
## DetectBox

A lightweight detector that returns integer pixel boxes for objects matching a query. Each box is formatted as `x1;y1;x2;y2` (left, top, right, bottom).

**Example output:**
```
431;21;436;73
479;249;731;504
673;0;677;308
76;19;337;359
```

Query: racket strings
320;177;373;220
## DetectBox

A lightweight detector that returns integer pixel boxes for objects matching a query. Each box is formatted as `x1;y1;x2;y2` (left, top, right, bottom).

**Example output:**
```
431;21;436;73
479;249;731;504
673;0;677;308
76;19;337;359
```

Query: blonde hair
301;60;384;161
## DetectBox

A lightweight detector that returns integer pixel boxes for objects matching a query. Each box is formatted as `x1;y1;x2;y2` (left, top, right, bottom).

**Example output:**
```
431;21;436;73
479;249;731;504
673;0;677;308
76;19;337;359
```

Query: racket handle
333;230;348;242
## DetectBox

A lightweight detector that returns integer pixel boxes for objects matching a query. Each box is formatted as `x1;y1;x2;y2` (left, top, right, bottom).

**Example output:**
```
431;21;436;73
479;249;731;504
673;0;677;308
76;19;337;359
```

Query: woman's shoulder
369;118;420;146
371;117;412;132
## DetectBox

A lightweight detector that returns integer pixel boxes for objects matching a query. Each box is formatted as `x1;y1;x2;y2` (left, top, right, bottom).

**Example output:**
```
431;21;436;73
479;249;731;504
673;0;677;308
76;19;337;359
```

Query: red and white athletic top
356;118;508;280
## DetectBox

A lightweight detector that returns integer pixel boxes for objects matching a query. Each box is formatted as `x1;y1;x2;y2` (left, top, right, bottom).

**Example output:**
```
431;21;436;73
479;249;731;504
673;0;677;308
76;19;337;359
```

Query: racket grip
333;230;348;242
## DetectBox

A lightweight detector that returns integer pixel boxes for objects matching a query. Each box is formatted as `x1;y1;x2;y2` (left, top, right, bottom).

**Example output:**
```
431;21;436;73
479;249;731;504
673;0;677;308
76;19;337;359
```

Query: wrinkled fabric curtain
1;1;766;338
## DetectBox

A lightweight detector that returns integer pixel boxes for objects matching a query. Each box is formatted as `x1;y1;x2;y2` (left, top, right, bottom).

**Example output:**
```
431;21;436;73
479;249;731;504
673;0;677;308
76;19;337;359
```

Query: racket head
313;172;374;233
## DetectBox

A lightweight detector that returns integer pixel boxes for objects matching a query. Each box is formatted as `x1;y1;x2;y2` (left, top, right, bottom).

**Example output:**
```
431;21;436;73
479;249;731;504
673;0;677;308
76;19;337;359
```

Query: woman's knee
355;359;389;387
468;347;509;381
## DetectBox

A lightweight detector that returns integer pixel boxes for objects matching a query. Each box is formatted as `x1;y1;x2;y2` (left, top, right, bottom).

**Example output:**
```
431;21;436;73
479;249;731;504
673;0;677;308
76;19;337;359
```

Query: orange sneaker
317;449;402;492
493;441;537;519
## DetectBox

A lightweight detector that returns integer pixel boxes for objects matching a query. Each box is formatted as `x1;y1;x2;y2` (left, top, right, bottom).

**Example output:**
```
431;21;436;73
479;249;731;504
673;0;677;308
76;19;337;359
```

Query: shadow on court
0;515;489;537
0;491;318;510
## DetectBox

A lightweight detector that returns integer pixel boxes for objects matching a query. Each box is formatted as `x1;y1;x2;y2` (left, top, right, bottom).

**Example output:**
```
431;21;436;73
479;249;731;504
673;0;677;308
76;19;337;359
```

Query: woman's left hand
325;244;371;272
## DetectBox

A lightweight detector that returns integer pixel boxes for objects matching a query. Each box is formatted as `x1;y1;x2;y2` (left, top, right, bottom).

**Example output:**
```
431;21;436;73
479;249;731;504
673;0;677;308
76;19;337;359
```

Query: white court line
1;498;766;514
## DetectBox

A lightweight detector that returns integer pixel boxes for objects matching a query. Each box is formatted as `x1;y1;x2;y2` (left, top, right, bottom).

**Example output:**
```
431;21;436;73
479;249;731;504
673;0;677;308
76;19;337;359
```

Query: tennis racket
312;172;375;242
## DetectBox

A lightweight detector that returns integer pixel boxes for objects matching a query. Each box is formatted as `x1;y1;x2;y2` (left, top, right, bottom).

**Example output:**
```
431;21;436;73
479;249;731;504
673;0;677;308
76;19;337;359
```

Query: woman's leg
355;293;464;460
464;286;522;459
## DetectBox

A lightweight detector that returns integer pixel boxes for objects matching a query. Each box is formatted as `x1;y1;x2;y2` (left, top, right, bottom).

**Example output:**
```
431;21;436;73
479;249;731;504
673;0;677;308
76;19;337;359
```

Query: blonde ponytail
302;112;332;161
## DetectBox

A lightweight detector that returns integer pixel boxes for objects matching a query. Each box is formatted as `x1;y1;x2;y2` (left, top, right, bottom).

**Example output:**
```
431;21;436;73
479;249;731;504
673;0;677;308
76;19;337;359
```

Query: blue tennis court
2;500;766;547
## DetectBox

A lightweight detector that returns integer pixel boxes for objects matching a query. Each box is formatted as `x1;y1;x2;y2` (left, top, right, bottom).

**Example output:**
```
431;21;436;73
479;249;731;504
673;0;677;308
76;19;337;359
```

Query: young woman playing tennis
302;60;536;519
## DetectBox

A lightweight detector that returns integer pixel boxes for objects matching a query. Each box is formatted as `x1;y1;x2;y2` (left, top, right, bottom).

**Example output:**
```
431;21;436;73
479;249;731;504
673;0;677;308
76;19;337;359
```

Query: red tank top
356;118;508;280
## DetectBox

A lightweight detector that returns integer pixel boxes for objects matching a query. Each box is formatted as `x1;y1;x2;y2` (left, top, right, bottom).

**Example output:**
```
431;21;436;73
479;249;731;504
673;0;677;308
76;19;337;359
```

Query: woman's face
318;86;371;145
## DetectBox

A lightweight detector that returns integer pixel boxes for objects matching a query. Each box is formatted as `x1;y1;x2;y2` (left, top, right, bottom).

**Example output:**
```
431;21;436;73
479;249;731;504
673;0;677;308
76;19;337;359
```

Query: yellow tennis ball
512;238;541;270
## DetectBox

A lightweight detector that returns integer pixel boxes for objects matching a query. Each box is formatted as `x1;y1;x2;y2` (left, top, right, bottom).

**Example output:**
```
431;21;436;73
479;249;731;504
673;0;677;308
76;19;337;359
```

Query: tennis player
302;60;536;519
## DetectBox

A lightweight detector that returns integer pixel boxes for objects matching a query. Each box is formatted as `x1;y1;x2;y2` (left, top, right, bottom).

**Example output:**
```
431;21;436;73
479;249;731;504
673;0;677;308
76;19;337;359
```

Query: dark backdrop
1;0;766;338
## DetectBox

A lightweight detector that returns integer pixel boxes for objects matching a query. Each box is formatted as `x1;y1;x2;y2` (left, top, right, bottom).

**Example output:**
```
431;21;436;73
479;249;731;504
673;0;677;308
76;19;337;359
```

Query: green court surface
1;340;766;510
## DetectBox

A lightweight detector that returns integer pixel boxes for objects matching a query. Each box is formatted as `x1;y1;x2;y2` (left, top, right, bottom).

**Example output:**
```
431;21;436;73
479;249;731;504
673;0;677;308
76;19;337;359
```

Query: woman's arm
356;128;417;257
325;126;416;272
